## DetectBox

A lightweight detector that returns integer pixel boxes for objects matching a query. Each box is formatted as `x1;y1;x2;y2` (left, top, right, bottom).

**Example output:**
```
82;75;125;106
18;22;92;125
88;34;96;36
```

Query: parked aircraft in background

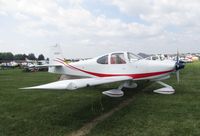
184;54;199;62
21;45;185;97
0;61;19;69
21;58;49;72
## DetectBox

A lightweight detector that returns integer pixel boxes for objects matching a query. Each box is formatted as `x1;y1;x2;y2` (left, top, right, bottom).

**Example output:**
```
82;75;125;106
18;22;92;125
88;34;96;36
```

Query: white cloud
0;0;200;58
110;0;200;27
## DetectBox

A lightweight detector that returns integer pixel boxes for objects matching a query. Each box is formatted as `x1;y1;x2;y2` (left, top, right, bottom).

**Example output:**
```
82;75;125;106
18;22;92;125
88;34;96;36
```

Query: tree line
0;52;45;62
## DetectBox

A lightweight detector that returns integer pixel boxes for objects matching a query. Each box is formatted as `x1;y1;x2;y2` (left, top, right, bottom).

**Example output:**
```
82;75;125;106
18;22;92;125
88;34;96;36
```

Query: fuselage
49;52;176;80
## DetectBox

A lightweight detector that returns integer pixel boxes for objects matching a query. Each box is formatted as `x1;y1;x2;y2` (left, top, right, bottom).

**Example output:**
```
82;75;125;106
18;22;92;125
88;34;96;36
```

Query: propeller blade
176;70;180;83
176;50;179;63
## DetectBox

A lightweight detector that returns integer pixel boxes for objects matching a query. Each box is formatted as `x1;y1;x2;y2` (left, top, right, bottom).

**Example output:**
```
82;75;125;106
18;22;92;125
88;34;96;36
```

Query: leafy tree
7;52;14;61
38;54;45;60
0;53;3;61
22;54;28;60
27;53;36;60
14;54;25;60
0;52;14;61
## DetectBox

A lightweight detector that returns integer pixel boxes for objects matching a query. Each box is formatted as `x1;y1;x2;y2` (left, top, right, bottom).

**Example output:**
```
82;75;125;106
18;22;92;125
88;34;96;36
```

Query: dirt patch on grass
66;96;134;136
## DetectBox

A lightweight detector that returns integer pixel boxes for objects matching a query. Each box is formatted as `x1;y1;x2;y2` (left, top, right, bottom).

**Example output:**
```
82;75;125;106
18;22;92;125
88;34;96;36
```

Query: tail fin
48;44;65;74
49;44;64;65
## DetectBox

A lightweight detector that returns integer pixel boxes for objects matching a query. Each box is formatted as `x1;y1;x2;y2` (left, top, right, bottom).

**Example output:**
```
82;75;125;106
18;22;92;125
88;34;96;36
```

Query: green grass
0;69;134;136
0;62;200;136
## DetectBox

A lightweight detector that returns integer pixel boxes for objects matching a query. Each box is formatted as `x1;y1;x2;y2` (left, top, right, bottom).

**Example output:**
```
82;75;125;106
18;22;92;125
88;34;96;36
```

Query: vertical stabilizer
48;44;64;74
49;44;64;65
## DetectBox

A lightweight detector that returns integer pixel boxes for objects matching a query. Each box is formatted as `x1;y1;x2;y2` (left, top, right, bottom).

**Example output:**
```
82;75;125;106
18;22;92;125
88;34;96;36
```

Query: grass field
0;62;200;136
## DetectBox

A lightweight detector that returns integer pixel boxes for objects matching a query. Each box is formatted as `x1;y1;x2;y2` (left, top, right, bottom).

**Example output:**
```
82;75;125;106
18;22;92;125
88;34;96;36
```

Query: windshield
145;55;165;61
128;52;142;61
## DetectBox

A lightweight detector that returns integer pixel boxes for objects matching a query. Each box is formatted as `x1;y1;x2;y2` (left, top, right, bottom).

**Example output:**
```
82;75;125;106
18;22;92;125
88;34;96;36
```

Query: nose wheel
153;81;175;94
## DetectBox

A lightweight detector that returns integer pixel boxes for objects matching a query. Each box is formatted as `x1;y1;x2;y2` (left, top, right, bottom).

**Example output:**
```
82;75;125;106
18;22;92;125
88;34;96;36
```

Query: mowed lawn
0;62;200;136
87;62;200;136
0;69;133;136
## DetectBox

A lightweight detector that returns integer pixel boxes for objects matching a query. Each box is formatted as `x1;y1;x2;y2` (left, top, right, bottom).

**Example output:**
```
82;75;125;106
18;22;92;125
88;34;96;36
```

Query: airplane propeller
175;51;185;83
176;70;180;83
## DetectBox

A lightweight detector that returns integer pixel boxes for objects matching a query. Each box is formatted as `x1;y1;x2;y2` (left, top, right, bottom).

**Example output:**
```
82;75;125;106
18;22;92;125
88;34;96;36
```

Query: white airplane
21;45;185;97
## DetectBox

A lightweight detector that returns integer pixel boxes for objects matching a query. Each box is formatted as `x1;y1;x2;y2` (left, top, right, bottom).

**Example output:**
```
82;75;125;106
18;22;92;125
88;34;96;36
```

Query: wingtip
19;87;36;90
19;87;29;90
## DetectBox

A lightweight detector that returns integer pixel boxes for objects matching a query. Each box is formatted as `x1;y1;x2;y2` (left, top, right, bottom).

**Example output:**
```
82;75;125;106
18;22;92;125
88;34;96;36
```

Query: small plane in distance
21;45;185;97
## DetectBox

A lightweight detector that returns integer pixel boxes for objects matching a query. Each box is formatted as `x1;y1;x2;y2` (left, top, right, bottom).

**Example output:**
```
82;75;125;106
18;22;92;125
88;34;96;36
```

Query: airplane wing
34;64;63;67
20;76;132;90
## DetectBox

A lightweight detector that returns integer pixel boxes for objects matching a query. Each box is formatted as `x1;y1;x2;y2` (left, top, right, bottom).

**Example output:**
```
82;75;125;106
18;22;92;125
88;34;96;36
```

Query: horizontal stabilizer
20;76;132;90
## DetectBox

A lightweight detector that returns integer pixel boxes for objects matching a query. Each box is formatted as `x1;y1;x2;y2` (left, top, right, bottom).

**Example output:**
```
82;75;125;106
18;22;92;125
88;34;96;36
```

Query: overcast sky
0;0;200;58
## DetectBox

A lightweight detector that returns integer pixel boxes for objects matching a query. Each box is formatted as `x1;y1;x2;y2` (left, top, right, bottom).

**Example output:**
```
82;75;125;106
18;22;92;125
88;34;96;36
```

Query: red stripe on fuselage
54;58;175;79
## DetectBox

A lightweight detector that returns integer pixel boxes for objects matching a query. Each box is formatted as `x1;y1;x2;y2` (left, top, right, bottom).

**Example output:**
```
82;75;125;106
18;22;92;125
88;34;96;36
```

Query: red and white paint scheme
21;45;185;97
